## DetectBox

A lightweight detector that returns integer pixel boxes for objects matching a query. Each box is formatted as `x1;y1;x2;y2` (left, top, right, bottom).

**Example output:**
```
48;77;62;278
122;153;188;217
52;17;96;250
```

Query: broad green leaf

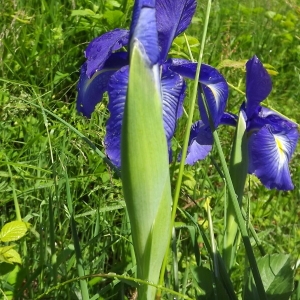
190;266;207;296
191;266;230;299
182;170;197;192
245;254;294;300
223;110;248;271
0;246;22;264
0;263;21;299
0;245;15;262
103;10;124;26
122;40;172;299
0;221;29;242
173;35;200;53
229;110;248;202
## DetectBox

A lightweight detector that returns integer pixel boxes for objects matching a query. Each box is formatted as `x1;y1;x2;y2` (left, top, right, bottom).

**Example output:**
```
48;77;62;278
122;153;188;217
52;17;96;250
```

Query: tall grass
1;0;299;298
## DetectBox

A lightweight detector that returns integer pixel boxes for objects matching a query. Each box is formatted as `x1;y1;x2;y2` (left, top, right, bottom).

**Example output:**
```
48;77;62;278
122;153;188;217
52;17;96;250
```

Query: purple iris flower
77;0;228;167
187;55;299;190
245;56;298;190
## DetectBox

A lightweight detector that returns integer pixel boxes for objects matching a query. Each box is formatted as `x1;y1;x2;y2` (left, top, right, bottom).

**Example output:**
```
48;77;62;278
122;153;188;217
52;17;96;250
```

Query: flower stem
205;198;219;278
35;273;194;300
6;157;22;221
201;77;266;296
211;130;267;300
158;0;212;294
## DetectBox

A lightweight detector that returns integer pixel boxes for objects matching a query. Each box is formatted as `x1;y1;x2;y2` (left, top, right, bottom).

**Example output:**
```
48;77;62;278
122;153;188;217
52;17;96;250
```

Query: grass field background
1;0;299;299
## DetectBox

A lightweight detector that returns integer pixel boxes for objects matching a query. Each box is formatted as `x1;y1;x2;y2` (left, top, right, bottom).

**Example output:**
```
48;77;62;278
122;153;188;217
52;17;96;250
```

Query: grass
0;0;299;299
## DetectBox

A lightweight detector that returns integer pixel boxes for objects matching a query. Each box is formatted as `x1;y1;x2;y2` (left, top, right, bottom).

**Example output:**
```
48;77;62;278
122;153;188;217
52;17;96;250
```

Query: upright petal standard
243;55;299;190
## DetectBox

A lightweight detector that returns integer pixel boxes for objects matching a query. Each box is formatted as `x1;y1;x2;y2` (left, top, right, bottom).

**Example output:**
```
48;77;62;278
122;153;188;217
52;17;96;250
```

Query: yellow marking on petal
275;137;285;159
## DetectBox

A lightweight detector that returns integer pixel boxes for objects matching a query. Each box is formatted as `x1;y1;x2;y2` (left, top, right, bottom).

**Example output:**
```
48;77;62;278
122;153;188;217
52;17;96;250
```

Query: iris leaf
121;40;172;299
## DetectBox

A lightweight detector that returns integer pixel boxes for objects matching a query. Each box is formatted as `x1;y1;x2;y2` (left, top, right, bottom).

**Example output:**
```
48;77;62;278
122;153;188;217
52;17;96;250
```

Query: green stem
6;157;22;221
172;227;179;293
35;273;194;300
223;206;239;270
212;130;267;300
158;0;212;292
34;90;58;286
183;33;195;62
227;81;245;95
126;210;136;272
205;199;219;279
241;208;266;256
201;76;265;297
205;199;219;300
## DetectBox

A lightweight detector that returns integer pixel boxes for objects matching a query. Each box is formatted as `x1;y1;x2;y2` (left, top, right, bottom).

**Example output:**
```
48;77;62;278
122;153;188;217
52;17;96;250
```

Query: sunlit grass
0;0;299;298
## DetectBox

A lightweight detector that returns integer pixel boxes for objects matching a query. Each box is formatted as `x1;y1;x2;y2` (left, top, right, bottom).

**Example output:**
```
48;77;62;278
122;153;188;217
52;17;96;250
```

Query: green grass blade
22;98;121;177
159;0;213;291
61;161;90;300
211;129;267;300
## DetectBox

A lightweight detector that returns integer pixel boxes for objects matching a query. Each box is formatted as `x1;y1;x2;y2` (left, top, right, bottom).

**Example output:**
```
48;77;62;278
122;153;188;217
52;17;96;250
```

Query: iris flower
187;55;299;190
77;0;228;167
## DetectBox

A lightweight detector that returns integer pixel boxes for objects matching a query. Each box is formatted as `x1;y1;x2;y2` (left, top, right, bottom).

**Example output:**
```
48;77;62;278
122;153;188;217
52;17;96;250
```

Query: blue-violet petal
105;66;129;167
129;0;159;65
84;29;129;78
245;55;272;119
248;124;298;190
220;112;238;127
186;121;213;165
169;59;229;128
77;52;128;117
161;67;186;147
156;0;197;62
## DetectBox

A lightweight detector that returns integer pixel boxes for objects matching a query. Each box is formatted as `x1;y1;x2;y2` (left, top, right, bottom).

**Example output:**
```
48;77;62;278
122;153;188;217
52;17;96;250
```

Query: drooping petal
161;66;186;147
103;51;129;69
185;121;213;165
247;105;298;134
105;64;186;167
129;0;160;65
248;124;299;190
245;55;272;119
220;112;238;127
258;106;297;127
156;0;197;62
84;29;129;78
77;52;128;117
168;58;229;128
105;66;129;167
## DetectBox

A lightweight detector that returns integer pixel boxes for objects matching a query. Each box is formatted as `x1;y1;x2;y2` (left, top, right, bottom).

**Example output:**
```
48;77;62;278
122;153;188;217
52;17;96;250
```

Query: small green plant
0;221;28;265
0;221;29;299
